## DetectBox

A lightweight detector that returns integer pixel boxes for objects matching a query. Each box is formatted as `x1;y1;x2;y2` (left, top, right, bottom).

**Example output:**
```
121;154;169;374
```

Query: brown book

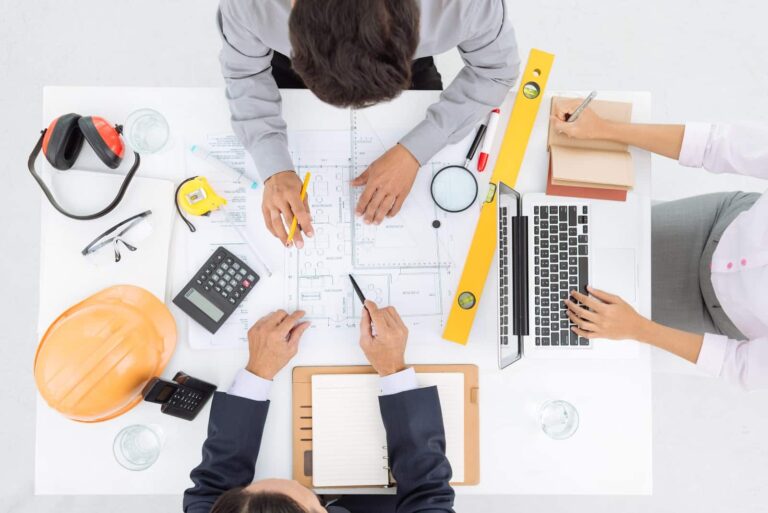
546;162;627;202
547;97;634;192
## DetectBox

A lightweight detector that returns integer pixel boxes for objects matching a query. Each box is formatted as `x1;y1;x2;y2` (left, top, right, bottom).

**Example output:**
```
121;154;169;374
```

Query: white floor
2;1;768;512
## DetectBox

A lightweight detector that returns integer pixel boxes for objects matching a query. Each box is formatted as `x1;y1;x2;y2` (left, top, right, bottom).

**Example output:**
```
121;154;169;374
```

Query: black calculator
141;371;217;421
173;246;259;333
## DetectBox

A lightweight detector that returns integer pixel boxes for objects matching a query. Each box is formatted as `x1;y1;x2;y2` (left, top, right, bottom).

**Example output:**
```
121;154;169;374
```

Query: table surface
34;87;653;496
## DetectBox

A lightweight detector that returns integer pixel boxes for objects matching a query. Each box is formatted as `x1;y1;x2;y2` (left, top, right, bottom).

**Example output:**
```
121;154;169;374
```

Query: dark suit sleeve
183;392;270;513
379;387;456;513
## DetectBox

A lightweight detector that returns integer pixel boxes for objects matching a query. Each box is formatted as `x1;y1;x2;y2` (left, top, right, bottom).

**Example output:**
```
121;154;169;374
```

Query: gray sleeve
217;0;294;182
399;0;520;165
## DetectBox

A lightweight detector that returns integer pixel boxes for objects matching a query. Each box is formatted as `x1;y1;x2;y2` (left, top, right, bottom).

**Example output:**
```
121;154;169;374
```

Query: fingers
570;290;605;312
360;306;374;341
571;326;596;339
388;195;405;218
365;300;391;329
586;286;619;303
351;168;370;187
265;309;290;327
566;310;598;332
287;193;314;239
262;206;278;238
355;182;377;218
287;321;311;350
564;299;599;321
270;207;289;246
384;306;407;331
277;310;306;335
362;188;387;224
550;116;572;136
372;194;395;224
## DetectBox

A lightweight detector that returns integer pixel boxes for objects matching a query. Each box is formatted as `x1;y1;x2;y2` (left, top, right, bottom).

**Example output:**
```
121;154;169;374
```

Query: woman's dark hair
289;0;420;108
211;487;309;513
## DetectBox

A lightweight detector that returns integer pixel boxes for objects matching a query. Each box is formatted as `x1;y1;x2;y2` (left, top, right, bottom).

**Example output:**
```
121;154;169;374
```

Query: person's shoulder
220;0;288;25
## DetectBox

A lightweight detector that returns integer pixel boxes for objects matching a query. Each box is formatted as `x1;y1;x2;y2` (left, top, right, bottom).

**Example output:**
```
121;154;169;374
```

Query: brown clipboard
292;364;480;488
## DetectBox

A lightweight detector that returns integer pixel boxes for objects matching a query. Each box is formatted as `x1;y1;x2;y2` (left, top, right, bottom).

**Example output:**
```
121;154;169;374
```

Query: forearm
596;122;685;160
636;319;704;363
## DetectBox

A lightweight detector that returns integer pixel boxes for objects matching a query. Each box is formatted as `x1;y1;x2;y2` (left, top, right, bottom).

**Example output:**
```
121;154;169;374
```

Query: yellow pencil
287;172;311;245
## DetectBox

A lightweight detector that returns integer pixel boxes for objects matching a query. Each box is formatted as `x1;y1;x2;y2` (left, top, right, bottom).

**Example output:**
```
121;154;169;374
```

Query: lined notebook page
311;372;465;487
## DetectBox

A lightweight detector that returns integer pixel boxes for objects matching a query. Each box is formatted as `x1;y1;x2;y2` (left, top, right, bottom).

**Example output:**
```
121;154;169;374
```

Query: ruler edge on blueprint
442;48;556;345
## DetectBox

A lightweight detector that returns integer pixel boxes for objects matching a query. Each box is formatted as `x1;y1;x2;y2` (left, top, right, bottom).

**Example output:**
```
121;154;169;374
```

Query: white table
35;87;652;496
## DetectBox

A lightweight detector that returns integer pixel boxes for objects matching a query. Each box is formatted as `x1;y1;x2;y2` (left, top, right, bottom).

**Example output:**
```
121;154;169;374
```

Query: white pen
190;144;255;185
477;108;501;172
221;206;274;277
566;91;598;123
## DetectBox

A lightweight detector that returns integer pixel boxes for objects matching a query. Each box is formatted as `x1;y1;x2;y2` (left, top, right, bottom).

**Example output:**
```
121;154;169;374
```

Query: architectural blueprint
284;110;462;330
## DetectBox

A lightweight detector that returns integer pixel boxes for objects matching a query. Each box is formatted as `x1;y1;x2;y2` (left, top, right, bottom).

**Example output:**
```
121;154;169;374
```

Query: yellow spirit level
443;49;555;345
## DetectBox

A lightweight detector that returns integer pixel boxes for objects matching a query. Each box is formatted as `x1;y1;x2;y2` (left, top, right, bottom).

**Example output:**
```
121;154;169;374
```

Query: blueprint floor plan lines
282;108;462;331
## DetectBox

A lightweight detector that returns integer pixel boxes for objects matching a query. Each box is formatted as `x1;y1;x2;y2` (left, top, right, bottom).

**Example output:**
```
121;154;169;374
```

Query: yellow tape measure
443;49;555;345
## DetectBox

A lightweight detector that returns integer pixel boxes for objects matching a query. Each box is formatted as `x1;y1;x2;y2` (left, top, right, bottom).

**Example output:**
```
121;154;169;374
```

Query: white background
2;0;768;512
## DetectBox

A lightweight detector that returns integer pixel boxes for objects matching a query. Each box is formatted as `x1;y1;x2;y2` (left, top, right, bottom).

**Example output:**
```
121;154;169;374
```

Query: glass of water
124;108;170;154
113;424;164;471
539;400;579;440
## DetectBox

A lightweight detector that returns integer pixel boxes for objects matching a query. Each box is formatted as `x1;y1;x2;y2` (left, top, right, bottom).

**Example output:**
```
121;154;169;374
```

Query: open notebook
548;97;634;192
311;373;465;488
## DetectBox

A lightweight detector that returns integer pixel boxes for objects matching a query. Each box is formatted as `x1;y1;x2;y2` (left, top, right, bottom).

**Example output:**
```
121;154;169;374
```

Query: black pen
349;274;368;310
349;274;378;335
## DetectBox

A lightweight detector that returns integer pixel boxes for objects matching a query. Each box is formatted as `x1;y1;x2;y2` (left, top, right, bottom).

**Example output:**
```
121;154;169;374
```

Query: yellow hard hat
34;285;176;423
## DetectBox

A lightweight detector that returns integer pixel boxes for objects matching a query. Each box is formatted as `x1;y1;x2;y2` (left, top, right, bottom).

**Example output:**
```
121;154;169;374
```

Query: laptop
496;181;641;368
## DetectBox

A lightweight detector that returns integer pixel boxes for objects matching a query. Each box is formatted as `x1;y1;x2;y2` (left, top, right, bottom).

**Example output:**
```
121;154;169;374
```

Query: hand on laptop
359;300;408;376
352;144;419;225
246;310;311;380
565;287;649;341
262;171;314;249
550;99;610;141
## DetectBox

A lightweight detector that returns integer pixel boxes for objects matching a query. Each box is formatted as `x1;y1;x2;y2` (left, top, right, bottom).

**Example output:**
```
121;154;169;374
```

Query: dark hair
289;0;420;108
211;487;309;513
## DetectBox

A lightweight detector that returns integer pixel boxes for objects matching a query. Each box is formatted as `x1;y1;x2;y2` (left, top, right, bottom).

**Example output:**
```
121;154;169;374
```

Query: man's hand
550;99;612;141
359;300;408;376
565;287;650;341
262;171;314;249
246;310;310;380
352;144;419;225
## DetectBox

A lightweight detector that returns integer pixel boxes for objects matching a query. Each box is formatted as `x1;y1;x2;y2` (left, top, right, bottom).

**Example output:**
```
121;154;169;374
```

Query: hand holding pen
359;300;409;377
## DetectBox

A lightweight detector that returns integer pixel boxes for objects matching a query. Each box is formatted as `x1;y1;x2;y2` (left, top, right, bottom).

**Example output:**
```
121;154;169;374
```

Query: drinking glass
124;108;170;154
539;400;579;440
113;424;164;471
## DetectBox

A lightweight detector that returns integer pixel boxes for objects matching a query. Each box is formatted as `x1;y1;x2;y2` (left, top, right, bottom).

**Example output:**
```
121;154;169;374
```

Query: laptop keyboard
533;205;590;347
499;206;510;346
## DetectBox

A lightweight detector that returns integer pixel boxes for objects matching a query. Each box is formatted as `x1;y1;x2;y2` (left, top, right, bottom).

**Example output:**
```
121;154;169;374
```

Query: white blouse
679;122;768;390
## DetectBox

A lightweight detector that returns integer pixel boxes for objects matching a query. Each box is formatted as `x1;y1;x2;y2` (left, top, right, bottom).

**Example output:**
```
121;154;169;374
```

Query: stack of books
546;97;634;202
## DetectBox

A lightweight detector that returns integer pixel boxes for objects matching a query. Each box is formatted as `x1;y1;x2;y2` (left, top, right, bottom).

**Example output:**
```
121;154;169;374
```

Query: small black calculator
173;246;259;333
142;371;217;421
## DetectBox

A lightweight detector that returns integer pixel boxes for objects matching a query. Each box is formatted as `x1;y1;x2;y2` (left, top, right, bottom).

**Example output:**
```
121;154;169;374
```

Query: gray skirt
651;191;759;339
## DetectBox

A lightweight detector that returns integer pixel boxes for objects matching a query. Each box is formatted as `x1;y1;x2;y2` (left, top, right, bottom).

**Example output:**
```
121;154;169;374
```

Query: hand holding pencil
261;170;313;248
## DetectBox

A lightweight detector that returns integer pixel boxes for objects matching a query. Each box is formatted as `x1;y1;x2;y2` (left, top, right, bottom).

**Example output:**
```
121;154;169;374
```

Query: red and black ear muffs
28;113;141;220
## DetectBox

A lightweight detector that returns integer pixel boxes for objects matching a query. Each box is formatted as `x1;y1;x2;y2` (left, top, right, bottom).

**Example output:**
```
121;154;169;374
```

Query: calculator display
184;288;224;322
156;384;175;402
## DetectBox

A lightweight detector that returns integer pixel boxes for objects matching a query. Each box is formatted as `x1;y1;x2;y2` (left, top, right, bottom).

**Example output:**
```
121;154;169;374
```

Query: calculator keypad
199;249;257;306
168;388;204;412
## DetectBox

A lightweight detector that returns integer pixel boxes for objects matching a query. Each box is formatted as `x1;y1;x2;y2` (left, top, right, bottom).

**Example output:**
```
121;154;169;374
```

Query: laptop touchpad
592;248;637;306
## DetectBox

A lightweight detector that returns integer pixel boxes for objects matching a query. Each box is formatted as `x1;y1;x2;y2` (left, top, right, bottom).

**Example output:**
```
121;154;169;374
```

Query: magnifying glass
430;125;486;213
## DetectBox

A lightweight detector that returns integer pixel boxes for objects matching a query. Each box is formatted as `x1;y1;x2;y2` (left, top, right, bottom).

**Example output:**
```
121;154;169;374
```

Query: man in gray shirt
218;0;519;249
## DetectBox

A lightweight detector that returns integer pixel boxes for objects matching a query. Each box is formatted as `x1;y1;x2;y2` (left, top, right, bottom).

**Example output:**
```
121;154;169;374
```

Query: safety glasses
81;210;153;263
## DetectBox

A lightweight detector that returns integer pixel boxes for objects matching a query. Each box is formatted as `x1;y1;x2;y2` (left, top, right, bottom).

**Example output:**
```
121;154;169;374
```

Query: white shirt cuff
678;122;713;168
379;367;419;396
227;368;272;402
696;333;728;377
